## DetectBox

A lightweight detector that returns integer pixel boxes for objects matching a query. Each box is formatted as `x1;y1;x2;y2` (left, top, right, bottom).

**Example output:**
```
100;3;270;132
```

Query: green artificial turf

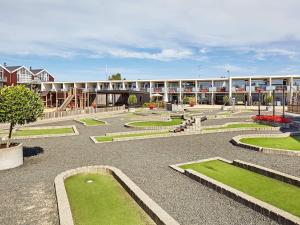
79;118;106;126
14;127;74;136
65;173;153;225
95;131;169;142
240;136;300;151
203;123;271;131
180;160;300;217
129;118;183;127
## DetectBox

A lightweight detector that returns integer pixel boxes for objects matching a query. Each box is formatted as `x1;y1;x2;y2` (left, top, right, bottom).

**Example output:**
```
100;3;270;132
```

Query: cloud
0;0;300;62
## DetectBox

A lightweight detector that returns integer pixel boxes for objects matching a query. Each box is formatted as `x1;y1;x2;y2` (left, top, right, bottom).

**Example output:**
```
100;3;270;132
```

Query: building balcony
231;87;246;92
198;88;209;93
182;87;195;93
168;87;180;93
152;87;164;93
215;87;228;92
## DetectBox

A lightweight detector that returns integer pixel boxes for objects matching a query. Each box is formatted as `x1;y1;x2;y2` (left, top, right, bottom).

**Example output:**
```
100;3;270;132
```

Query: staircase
58;94;74;111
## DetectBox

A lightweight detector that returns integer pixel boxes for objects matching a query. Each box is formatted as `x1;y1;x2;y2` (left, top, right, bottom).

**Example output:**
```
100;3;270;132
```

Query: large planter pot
0;143;23;170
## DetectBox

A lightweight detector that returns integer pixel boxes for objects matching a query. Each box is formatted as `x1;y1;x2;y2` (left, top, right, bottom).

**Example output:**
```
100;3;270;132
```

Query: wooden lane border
169;157;300;225
54;166;180;225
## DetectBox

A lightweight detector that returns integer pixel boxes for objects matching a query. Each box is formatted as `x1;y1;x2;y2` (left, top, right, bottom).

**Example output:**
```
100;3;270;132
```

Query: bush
127;94;137;106
265;96;273;105
188;97;196;106
183;97;190;104
0;85;44;147
223;95;229;105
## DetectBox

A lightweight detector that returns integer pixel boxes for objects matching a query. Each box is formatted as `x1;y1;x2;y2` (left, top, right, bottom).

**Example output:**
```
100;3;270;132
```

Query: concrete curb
74;118;109;126
54;166;180;225
231;133;300;156
201;122;280;134
169;157;300;225
91;130;202;144
124;120;186;130
5;125;79;140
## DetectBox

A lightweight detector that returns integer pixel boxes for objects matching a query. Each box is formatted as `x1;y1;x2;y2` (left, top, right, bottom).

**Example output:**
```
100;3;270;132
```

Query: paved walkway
0;115;299;225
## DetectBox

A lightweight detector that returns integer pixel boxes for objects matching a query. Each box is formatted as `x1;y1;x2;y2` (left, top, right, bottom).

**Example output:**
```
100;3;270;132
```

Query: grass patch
129;118;183;127
180;160;300;217
95;131;169;142
203;123;271;131
79;118;106;126
217;111;232;116
14;127;74;136
65;173;153;225
240;136;300;151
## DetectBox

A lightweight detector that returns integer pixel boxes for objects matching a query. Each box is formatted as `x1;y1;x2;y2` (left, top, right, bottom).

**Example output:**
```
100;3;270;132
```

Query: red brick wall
3;70;18;86
49;75;54;81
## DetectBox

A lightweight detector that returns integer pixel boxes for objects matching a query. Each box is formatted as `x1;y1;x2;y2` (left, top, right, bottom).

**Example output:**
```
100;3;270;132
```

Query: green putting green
128;118;183;127
65;173;153;225
240;136;300;151
14;127;74;136
203;123;271;131
95;131;169;142
180;160;300;217
79;118;106;126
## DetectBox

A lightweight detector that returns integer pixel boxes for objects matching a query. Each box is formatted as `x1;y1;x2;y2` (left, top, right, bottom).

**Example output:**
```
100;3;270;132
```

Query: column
195;80;198;104
229;77;232;98
179;80;182;103
122;81;125;90
289;76;294;104
249;78;252;106
149;81;153;100
164;81;168;102
74;83;77;109
211;80;214;105
135;81;139;91
268;77;272;96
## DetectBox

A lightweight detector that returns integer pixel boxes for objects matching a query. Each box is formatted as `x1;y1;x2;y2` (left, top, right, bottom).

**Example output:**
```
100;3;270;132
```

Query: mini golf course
14;127;74;136
94;131;170;143
180;159;300;218
127;118;183;127
240;136;300;151
78;118;106;126
65;173;154;225
202;123;272;131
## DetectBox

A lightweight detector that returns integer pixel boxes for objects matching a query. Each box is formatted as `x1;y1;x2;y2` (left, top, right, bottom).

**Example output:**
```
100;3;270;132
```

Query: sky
0;0;300;81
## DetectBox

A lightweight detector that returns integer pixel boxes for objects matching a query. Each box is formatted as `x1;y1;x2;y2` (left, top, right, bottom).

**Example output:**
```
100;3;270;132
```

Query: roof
5;66;22;72
30;69;44;74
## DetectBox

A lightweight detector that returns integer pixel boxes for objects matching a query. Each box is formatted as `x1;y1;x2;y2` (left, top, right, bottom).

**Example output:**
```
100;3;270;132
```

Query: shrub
127;94;137;106
0;85;44;147
189;97;196;107
223;95;229;105
265;96;273;106
183;97;190;104
252;115;291;124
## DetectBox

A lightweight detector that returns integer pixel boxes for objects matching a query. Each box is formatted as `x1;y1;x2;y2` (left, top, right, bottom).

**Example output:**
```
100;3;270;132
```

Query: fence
42;105;125;119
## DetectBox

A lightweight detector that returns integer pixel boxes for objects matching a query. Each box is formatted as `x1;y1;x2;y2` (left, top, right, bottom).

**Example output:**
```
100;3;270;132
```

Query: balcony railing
215;87;228;92
198;88;209;92
168;87;180;93
182;87;195;93
232;87;246;92
152;87;164;93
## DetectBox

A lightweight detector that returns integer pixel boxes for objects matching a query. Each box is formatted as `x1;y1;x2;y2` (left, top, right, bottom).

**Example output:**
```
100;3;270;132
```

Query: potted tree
0;85;44;170
127;94;137;112
265;95;273;111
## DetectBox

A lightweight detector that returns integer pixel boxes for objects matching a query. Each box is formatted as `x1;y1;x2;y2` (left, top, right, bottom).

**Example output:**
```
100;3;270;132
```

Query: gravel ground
0;115;299;225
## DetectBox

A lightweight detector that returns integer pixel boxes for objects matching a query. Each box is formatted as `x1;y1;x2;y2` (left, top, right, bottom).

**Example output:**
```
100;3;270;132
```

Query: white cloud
0;0;300;61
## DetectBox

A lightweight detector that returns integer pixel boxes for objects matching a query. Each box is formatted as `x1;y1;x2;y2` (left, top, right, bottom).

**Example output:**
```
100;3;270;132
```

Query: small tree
223;95;229;106
183;97;190;104
0;86;44;147
189;97;196;106
265;95;273;106
127;94;137;106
